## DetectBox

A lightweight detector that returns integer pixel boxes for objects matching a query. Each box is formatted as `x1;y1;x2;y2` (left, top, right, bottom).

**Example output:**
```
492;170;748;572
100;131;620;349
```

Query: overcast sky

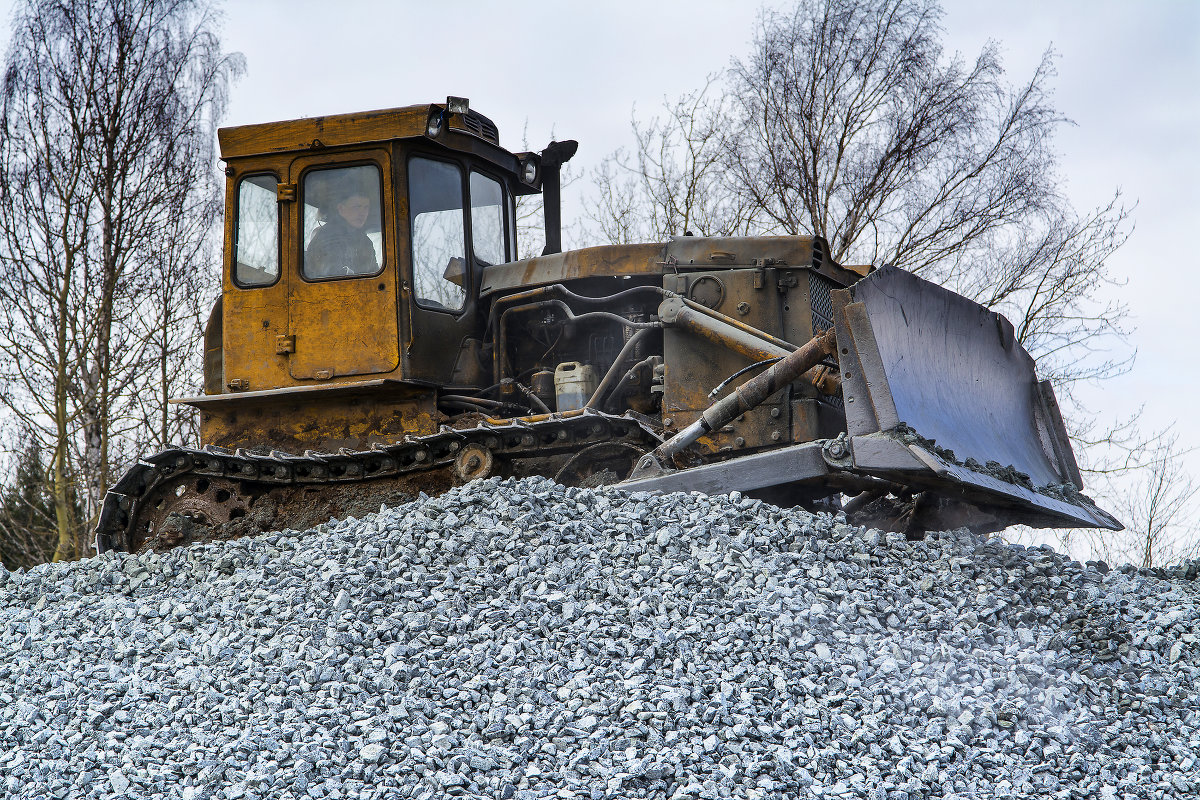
2;0;1197;505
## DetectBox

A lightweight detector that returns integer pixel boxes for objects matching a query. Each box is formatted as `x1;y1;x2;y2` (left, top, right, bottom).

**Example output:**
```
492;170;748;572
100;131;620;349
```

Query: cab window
301;164;384;280
470;171;507;266
233;174;280;287
408;156;467;311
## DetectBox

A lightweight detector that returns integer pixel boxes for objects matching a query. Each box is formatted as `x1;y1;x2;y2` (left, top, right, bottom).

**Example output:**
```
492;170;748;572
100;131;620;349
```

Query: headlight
521;158;538;185
426;111;444;138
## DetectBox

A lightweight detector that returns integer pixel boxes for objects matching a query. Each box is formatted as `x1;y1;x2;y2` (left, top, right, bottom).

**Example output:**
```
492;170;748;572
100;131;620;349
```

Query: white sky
1;0;1197;528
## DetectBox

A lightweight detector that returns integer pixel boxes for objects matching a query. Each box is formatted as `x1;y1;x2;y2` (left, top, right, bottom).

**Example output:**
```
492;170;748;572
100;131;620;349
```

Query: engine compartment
462;265;851;459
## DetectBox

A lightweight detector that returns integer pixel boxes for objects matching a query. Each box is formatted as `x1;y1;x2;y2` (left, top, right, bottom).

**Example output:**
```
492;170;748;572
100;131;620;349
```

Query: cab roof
217;103;514;166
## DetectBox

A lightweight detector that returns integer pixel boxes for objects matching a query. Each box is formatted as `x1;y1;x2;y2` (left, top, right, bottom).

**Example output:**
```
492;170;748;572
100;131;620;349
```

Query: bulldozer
94;97;1119;554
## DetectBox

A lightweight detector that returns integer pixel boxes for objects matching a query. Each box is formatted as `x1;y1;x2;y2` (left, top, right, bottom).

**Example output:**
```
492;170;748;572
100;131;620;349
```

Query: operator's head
336;193;370;230
319;171;373;229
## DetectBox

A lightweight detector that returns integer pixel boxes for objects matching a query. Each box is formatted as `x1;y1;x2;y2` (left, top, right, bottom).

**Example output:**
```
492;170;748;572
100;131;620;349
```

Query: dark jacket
305;218;378;278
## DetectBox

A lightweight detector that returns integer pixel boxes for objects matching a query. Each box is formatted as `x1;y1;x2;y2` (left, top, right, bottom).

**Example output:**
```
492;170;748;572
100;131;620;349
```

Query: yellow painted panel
288;276;399;379
223;285;292;391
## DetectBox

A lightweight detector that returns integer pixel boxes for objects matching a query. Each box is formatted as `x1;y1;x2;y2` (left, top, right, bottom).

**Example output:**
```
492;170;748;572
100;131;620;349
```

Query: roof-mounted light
426;109;444;138
520;157;539;185
446;96;470;115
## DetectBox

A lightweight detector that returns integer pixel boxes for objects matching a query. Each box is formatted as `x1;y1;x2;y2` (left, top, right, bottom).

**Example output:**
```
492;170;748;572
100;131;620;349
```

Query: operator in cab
304;168;379;278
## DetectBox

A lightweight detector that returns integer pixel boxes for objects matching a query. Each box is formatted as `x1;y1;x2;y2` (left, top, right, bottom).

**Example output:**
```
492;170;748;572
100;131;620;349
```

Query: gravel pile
2;476;1199;800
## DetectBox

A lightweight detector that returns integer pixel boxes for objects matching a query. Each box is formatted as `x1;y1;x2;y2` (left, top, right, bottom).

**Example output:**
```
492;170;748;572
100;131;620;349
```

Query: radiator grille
808;271;842;409
809;272;836;333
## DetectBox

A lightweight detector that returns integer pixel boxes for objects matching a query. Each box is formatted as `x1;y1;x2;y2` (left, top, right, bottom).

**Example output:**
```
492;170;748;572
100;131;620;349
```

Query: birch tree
0;0;240;561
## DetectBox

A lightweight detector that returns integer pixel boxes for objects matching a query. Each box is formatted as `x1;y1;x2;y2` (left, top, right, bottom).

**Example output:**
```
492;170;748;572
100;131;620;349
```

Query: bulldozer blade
832;265;1121;531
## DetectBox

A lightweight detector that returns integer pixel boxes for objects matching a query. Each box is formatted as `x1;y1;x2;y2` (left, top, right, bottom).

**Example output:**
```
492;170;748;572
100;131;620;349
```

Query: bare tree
0;4;97;560
122;203;218;453
0;0;240;561
584;0;1131;393
1075;429;1199;569
586;79;755;244
71;0;238;516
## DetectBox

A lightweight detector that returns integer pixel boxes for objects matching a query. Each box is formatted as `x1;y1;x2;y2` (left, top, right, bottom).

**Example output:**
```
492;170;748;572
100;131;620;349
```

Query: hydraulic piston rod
632;328;838;476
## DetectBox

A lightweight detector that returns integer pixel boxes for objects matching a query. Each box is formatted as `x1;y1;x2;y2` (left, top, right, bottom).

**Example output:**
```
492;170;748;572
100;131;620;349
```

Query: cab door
286;151;400;380
403;154;511;385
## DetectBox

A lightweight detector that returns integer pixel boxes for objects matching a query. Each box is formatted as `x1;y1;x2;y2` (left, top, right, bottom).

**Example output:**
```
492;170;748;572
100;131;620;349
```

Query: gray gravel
2;476;1199;799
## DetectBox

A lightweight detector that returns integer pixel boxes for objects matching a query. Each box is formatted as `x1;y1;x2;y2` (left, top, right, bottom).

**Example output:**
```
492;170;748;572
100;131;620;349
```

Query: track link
95;410;661;554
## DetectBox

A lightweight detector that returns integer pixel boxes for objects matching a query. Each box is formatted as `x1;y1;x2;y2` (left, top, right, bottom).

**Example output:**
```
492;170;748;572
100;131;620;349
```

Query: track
94;409;662;554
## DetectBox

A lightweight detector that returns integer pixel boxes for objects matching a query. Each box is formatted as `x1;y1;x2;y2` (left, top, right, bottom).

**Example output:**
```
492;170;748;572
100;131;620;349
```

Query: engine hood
480;235;855;296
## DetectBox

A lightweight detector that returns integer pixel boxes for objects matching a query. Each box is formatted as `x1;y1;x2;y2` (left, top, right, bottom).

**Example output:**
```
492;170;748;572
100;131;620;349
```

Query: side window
470;171;507;266
507;195;517;260
234;174;279;287
301;164;384;280
409;157;466;311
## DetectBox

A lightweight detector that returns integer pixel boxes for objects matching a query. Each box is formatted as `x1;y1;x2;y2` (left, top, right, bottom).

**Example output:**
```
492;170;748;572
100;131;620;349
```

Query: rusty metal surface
287;274;401;379
286;150;400;380
791;398;845;443
221;156;293;392
220;106;432;158
658;270;844;455
659;297;790;362
479;244;666;296
479;236;863;298
645;329;837;469
664;236;820;269
219;103;517;171
660;268;825;454
188;382;439;453
218;111;531;397
135;471;455;553
697;329;837;433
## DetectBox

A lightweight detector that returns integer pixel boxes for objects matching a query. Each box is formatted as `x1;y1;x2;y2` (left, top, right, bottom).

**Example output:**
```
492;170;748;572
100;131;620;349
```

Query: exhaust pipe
539;140;578;255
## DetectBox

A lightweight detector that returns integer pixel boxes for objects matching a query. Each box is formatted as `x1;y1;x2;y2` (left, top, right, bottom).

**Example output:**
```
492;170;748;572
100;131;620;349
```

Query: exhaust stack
539;139;578;255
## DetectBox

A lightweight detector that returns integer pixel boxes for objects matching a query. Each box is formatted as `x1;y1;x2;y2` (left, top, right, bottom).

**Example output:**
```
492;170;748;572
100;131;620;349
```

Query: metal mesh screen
809;272;836;332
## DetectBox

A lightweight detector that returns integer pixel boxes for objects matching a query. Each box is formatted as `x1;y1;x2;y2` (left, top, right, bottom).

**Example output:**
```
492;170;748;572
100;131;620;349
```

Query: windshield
470;171;507;266
407;156;515;312
409;156;467;311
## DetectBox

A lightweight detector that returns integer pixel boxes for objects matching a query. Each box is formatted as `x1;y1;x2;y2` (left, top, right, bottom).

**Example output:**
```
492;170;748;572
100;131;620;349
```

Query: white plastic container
553;361;599;411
